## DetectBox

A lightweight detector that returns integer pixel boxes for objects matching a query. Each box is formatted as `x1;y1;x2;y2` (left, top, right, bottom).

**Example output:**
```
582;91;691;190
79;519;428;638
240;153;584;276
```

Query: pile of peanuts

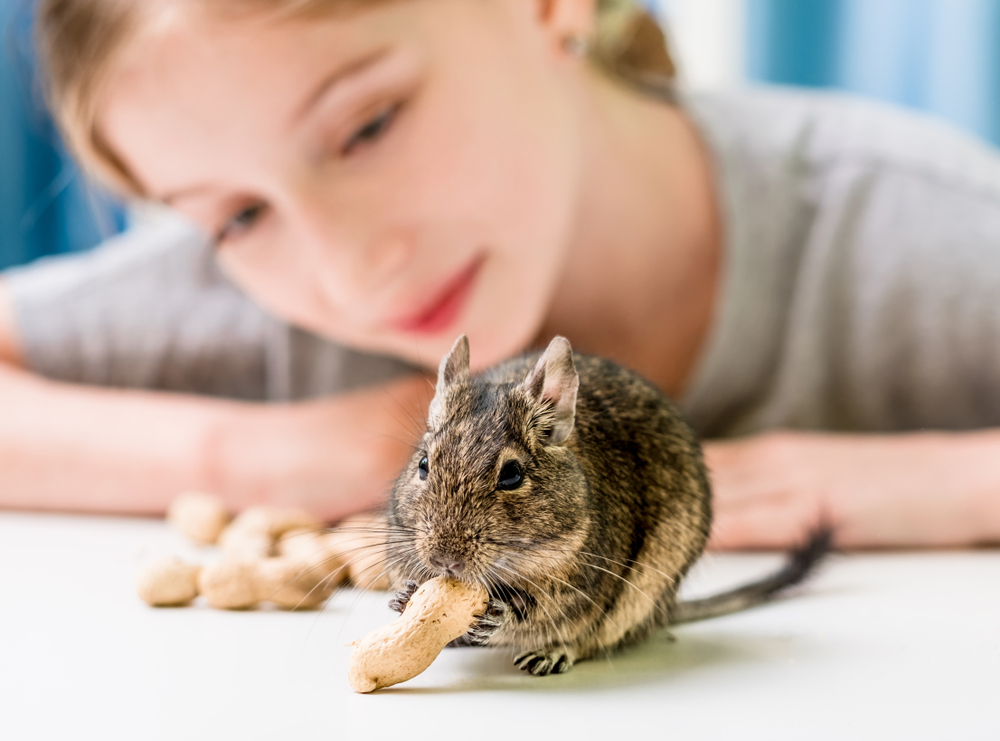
138;493;491;692
136;492;390;610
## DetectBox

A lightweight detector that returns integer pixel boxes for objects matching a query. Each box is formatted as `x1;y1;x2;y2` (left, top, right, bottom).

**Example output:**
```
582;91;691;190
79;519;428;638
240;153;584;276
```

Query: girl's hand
0;280;23;368
703;431;1000;550
213;374;433;522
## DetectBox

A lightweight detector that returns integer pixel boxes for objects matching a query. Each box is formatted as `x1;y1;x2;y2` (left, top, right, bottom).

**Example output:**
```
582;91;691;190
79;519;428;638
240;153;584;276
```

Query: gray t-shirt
683;87;1000;436
5;86;1000;437
3;216;412;401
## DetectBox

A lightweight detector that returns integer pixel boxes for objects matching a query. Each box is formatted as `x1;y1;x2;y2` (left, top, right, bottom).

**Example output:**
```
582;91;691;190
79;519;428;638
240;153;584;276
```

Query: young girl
2;0;999;550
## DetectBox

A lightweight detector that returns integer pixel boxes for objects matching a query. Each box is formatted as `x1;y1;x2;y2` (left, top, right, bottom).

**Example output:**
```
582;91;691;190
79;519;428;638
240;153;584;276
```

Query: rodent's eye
418;455;429;481
496;461;523;491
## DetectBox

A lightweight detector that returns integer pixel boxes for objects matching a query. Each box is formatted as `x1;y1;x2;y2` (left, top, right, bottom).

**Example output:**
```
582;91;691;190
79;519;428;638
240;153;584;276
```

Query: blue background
0;1;125;271
747;0;1000;147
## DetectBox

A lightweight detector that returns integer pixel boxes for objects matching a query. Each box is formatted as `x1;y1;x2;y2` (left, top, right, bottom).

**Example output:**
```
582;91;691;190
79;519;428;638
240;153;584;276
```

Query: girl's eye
216;203;267;244
418;455;429;481
342;103;400;156
497;461;523;491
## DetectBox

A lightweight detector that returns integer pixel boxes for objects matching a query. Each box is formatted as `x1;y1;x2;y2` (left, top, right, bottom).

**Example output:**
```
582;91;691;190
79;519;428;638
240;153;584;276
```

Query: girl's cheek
218;249;312;324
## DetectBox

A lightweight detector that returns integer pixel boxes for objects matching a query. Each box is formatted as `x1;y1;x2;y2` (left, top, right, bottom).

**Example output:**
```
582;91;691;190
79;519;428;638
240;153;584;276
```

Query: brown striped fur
387;335;713;675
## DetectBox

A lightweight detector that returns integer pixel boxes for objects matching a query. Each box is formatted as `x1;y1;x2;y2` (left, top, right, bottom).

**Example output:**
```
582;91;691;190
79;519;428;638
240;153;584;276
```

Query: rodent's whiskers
494;559;629;666
490;562;576;659
277;533;416;617
303;547;398;648
576;562;665;618
506;543;670;620
323;523;421;534
384;535;435;590
324;538;414;560
486;565;573;661
277;527;330;544
329;549;416;648
373;433;422;454
576;550;677;586
266;560;347;612
298;522;421;644
375;382;429;441
504;541;678;587
353;553;407;593
254;526;408;610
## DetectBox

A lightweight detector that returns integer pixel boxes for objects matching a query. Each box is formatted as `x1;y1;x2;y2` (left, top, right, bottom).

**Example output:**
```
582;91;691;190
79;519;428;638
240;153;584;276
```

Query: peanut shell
198;561;263;609
136;557;201;606
167;492;230;545
348;577;488;693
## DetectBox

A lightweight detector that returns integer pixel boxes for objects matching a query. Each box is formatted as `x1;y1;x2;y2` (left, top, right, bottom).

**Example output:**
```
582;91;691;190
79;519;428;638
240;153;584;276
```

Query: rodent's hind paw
514;648;576;676
388;580;420;615
466;598;507;645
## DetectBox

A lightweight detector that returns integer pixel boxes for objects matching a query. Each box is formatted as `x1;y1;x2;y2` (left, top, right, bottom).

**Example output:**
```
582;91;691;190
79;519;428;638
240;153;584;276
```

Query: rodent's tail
671;527;833;625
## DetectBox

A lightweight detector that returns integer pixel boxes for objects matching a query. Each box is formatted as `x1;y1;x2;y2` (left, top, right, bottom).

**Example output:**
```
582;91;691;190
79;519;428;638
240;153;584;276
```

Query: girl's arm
12;270;999;544
704;430;1000;550
0;278;427;519
0;279;21;367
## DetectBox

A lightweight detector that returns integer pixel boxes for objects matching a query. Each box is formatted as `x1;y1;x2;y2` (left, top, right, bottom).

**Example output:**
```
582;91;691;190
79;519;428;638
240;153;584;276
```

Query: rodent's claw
514;648;576;676
388;580;420;615
466;598;507;645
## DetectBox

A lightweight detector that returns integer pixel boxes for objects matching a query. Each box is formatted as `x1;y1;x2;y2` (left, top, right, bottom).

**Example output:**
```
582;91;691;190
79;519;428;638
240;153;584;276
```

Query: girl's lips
393;256;484;335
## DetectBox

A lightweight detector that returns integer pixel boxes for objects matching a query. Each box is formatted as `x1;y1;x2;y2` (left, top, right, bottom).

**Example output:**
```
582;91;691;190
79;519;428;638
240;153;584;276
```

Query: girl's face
101;0;593;369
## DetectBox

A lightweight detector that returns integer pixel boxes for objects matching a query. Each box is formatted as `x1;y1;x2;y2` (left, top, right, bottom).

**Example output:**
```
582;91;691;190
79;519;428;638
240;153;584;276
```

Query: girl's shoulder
680;86;1000;436
682;85;1000;202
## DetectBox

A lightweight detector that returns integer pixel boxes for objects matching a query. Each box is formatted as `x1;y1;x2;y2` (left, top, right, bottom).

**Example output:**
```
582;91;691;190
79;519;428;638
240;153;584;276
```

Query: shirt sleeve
1;215;412;401
682;88;1000;436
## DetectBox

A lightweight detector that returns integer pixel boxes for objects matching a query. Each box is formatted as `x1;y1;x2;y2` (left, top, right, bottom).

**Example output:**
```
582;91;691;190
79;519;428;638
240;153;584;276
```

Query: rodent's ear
522;336;579;446
428;335;470;428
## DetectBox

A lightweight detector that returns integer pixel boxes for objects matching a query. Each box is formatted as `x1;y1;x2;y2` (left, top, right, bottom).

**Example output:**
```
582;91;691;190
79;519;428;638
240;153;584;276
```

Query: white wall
649;0;748;90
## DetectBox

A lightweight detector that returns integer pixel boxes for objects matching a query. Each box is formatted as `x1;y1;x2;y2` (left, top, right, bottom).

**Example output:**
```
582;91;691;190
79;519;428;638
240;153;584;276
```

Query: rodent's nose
429;554;466;575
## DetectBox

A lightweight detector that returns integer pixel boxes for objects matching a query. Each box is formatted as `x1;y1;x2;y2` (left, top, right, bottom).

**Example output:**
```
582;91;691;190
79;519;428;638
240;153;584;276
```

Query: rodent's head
389;335;589;589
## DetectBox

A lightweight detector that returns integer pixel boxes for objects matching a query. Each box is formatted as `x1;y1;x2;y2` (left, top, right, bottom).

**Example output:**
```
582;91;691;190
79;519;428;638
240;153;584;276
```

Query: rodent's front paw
466;598;507;645
388;580;420;614
514;647;576;676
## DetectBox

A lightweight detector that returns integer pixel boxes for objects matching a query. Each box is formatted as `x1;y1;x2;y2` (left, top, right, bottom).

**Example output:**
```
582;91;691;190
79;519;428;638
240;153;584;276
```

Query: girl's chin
467;320;548;369
331;297;548;370
364;326;520;370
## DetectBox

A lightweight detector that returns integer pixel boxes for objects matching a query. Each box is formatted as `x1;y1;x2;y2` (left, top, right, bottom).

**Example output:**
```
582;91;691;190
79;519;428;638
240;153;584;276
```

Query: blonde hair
38;0;675;196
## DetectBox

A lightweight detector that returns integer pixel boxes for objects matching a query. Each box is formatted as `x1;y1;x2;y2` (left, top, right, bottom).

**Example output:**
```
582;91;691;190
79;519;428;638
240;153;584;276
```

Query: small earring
562;34;591;58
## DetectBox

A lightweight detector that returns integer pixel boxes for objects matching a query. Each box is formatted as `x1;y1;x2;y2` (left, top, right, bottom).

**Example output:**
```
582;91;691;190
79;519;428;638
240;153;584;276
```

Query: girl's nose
290;195;414;298
331;231;414;301
366;232;414;285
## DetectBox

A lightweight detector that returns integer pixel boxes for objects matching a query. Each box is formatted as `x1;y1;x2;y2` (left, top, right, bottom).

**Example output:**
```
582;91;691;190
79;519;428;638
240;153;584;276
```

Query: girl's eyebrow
157;47;393;206
291;46;392;126
161;185;208;206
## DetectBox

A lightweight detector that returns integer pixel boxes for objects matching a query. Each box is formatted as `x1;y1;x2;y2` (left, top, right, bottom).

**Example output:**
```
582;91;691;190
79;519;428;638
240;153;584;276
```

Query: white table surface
1;512;997;741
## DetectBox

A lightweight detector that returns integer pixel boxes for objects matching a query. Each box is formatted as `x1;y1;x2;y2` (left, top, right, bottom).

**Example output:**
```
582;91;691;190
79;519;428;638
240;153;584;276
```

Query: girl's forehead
119;2;400;92
100;2;419;193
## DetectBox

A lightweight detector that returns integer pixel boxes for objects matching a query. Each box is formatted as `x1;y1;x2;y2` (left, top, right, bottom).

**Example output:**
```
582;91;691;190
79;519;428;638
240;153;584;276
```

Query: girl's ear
533;0;597;43
522;336;579;446
428;335;470;428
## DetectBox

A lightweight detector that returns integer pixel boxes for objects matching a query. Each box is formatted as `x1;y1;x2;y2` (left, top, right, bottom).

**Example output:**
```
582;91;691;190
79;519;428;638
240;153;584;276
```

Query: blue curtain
747;0;1000;147
0;1;125;271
